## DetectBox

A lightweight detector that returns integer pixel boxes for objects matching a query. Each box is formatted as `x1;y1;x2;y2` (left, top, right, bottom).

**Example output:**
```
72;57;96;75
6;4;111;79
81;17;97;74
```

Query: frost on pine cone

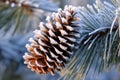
23;5;80;75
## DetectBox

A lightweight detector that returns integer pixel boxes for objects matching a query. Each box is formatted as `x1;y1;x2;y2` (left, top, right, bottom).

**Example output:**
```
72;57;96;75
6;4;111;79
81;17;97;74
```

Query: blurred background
0;0;120;80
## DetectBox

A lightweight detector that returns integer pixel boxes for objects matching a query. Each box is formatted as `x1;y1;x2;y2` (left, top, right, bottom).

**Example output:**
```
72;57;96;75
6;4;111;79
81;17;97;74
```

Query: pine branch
0;0;58;38
1;0;58;12
59;0;120;80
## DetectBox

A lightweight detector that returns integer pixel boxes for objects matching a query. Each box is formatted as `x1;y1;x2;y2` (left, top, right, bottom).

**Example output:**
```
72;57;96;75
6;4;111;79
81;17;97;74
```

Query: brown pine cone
23;5;80;75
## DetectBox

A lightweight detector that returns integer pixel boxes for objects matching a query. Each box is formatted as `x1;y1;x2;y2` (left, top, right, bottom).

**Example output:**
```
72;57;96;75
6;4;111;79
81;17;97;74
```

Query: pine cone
23;5;80;75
